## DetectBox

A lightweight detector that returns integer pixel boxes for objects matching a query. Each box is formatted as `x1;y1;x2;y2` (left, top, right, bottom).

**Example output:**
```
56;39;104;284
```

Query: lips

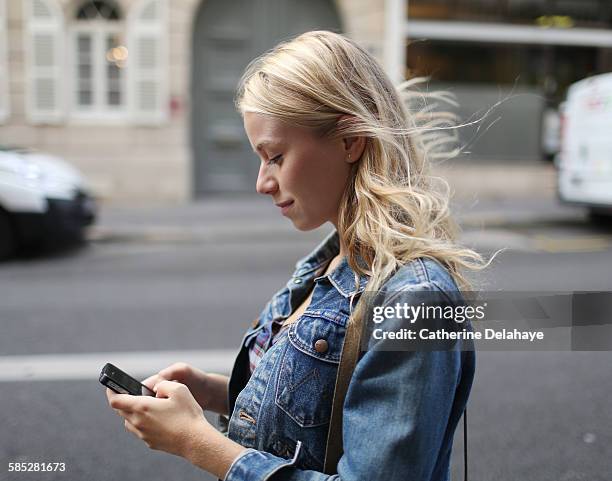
276;200;294;216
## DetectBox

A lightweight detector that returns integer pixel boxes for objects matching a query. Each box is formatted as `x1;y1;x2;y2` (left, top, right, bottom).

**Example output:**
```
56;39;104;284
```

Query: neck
330;219;346;258
324;252;343;277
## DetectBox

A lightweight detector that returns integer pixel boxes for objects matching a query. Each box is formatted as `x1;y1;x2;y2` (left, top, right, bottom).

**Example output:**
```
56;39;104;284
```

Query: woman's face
243;112;360;231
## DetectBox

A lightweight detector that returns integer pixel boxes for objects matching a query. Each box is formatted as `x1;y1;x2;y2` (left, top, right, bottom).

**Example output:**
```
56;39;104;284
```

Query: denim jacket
223;229;475;481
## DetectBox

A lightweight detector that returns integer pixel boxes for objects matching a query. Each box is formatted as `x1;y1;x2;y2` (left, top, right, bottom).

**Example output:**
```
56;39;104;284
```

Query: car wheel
588;207;612;225
0;209;17;260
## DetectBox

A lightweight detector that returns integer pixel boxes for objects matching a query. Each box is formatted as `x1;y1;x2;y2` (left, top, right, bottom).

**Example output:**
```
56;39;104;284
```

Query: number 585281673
8;462;66;472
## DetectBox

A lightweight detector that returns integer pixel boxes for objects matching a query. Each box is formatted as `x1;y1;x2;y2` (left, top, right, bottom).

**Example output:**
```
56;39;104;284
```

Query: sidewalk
431;160;559;202
89;163;586;245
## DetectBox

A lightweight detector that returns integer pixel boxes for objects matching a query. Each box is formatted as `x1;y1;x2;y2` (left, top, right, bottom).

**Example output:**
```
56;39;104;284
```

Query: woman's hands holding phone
106;364;244;478
106;380;209;457
142;363;229;416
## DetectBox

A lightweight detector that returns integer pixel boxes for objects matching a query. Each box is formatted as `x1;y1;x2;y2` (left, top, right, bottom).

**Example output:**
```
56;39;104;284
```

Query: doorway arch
191;0;342;195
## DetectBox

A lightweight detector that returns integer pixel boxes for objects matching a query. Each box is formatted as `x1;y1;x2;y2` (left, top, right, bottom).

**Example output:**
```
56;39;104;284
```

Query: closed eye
267;154;283;165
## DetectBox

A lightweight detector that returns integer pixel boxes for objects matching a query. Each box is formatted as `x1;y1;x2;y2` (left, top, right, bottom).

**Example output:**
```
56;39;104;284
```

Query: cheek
310;152;350;198
292;150;349;210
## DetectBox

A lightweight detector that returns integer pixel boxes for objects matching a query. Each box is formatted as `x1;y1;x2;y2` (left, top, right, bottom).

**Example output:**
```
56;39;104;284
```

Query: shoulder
382;256;460;298
357;256;473;372
364;257;467;339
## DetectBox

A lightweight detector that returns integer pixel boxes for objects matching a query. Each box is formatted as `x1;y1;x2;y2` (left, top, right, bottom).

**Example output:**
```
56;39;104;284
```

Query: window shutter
0;0;9;122
25;0;64;123
128;0;168;124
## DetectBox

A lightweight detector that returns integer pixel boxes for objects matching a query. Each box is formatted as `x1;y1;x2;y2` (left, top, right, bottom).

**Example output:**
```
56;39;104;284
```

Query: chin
291;218;326;232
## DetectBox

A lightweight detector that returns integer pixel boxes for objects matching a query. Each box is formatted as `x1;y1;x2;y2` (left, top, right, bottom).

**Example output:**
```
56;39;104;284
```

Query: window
406;40;599;102
70;0;126;119
76;1;121;20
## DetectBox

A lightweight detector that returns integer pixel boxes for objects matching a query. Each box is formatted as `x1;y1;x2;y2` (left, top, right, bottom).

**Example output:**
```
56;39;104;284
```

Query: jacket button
314;339;328;353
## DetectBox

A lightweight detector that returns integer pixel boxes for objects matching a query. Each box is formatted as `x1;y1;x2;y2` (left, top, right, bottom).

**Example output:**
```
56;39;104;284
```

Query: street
1;197;611;481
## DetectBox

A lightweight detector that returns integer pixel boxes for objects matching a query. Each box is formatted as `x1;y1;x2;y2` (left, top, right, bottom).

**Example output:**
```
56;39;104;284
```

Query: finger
157;366;174;378
154;380;185;398
141;374;161;390
123;418;143;439
108;392;137;412
159;362;189;379
106;388;130;411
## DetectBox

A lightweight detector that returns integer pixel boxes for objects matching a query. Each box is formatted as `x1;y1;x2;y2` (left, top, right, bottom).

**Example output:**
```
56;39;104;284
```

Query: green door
191;0;342;195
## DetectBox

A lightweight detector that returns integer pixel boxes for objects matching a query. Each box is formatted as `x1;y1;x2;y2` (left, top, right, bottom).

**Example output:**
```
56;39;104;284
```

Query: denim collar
297;229;370;299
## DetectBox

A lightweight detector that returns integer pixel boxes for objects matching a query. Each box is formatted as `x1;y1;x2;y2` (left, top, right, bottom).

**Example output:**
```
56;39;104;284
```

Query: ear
343;134;366;164
338;115;366;164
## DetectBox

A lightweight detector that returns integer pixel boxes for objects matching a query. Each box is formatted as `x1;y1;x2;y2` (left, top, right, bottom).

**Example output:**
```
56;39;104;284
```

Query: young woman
106;30;489;481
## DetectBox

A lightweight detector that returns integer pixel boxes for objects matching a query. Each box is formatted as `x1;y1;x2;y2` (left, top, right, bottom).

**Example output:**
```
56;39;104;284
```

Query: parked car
557;72;612;221
0;146;96;260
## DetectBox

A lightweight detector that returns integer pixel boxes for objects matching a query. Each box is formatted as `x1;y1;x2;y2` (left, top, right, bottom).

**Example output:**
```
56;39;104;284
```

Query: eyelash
267;154;282;165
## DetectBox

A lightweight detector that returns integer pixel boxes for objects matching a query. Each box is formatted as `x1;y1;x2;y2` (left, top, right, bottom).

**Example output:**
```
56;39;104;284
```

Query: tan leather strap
323;312;364;474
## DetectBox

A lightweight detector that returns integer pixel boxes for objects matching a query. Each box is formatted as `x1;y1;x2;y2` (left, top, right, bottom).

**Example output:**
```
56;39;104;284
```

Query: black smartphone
99;363;155;396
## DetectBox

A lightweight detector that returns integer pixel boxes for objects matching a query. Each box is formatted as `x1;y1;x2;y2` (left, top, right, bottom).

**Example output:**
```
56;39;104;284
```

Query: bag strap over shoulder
322;308;364;474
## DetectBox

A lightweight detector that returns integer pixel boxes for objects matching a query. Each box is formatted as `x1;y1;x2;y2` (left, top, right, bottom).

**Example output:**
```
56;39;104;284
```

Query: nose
256;164;278;196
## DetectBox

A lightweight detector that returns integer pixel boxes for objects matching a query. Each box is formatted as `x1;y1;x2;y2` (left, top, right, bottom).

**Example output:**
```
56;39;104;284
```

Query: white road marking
0;350;238;382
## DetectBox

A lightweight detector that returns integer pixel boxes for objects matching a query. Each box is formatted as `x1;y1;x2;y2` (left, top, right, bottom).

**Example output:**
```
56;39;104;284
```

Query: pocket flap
287;314;347;363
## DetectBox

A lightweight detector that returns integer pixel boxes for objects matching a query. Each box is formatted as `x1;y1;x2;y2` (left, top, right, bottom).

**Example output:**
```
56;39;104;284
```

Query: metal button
314;339;328;353
293;278;302;284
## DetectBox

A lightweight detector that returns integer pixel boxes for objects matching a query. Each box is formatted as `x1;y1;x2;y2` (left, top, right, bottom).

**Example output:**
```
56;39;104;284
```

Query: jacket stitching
275;341;332;428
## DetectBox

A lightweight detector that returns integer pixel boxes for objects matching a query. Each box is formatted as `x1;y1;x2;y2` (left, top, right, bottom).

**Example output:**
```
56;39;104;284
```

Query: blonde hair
236;30;497;321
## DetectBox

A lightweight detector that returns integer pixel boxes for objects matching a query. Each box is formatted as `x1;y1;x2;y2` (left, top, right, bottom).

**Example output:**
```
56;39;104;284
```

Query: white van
557;72;612;219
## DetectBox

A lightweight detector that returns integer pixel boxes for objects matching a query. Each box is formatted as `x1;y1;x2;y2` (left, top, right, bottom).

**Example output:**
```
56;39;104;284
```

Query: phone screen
101;364;155;396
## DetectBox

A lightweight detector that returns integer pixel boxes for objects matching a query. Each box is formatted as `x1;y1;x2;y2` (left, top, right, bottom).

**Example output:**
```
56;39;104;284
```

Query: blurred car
556;72;612;222
0;146;96;260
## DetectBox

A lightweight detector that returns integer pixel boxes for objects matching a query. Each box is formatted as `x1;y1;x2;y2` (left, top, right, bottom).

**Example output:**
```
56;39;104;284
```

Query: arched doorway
191;0;342;196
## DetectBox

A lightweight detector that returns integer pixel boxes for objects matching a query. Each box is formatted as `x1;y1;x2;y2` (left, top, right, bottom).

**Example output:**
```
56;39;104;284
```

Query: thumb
153;379;183;398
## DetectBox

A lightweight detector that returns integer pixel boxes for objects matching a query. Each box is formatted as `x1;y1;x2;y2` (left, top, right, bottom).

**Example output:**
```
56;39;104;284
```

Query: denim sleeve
224;285;468;481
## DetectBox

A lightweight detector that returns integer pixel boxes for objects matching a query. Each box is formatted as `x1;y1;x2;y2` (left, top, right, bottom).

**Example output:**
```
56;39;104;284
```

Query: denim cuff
224;442;302;481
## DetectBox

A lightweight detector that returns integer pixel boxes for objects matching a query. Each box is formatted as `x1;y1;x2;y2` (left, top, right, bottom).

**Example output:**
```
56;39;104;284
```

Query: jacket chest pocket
274;314;346;428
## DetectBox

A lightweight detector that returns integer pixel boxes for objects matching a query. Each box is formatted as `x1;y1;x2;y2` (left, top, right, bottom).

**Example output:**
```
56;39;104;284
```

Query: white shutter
24;0;65;123
128;0;168;124
0;0;8;122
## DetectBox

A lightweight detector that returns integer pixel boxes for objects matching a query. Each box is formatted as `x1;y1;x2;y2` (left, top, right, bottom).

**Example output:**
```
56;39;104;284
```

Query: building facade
2;0;610;201
0;0;389;202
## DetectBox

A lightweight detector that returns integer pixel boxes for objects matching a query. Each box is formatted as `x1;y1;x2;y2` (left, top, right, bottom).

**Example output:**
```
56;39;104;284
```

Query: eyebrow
254;139;281;153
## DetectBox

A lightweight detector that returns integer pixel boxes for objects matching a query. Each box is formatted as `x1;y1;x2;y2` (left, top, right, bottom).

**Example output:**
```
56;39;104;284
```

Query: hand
106;381;212;458
106;382;247;479
142;363;229;415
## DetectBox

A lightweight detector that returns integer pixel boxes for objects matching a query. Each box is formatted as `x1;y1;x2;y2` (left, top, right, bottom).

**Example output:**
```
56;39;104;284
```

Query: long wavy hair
235;30;496;322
